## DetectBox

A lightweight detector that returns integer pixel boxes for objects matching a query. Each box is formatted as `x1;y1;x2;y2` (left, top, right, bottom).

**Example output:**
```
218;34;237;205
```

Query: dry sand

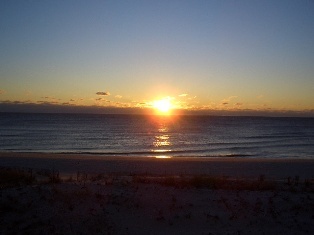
1;152;314;234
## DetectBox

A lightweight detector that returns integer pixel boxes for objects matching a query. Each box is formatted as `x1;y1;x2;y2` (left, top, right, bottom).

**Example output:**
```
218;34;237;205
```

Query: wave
1;113;314;159
1;149;255;158
54;151;253;158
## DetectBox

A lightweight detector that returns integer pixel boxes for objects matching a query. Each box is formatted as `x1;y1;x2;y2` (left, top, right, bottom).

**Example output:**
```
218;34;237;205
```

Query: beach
1;152;314;234
1;152;314;179
2;0;314;234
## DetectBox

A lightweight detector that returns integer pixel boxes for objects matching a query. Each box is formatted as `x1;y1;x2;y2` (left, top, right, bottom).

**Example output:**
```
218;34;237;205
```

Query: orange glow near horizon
153;98;172;115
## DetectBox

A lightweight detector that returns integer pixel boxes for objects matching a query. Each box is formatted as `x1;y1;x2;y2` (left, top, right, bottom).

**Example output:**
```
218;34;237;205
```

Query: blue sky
1;0;314;115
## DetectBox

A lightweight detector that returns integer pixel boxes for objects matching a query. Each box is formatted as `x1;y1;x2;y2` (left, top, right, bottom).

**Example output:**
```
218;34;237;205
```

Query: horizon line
0;102;314;118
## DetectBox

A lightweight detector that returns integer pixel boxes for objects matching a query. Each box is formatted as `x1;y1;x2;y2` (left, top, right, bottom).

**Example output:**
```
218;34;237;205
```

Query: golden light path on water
151;118;173;159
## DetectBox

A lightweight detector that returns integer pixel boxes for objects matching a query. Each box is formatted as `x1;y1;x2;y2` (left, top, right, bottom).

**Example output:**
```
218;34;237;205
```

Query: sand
1;152;314;179
1;152;314;234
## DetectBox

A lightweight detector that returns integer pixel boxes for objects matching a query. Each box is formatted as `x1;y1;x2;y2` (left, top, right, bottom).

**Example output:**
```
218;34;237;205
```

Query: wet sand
0;152;314;179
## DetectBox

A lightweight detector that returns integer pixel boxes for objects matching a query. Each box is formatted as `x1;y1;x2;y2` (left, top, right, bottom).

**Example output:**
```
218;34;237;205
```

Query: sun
153;98;172;114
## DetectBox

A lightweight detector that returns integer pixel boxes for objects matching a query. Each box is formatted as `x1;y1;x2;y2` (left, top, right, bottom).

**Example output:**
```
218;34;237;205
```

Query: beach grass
0;167;35;188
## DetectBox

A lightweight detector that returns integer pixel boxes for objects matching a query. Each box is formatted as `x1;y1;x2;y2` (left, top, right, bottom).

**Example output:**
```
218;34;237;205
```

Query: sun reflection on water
151;121;172;158
154;155;172;159
153;134;170;147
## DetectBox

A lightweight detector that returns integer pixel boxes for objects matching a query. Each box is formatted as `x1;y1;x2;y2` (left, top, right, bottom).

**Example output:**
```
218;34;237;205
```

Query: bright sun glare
153;98;172;114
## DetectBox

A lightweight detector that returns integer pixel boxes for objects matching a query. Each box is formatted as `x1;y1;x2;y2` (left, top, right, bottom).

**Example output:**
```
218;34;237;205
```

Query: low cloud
0;100;33;105
96;92;110;96
115;95;122;99
14;100;31;104
179;94;188;97
135;102;147;108
220;96;238;106
95;98;111;103
41;96;61;101
0;100;10;104
222;96;237;103
0;90;5;95
37;100;59;105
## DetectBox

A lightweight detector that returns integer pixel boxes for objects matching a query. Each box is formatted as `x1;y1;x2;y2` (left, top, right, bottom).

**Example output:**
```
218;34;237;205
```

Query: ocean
0;113;313;158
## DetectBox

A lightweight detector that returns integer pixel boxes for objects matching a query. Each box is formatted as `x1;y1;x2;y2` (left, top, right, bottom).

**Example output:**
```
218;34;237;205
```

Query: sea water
0;113;313;158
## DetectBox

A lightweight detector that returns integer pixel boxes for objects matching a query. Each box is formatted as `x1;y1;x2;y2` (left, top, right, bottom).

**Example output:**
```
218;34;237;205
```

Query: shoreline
1;151;314;179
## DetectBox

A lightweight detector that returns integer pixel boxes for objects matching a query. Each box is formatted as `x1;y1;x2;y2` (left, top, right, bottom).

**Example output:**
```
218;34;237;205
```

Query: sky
1;0;314;116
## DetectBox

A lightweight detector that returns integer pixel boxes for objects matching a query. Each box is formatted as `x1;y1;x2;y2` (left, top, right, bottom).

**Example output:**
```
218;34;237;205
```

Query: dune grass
0;167;35;188
1;166;313;192
132;174;279;191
